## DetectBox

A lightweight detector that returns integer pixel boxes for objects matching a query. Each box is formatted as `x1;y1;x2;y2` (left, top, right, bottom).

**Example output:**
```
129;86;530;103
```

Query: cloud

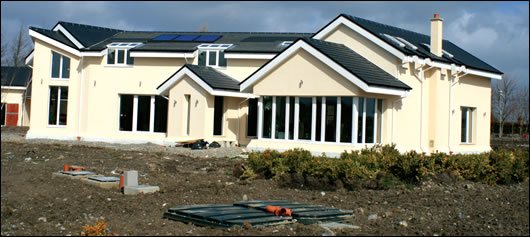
447;12;498;50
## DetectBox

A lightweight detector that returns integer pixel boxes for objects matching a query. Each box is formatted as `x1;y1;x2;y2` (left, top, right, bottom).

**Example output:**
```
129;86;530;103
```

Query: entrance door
6;104;19;126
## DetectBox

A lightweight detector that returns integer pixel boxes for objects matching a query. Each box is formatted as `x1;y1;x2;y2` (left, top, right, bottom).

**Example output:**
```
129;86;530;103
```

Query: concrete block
81;177;120;190
124;170;138;187
123;185;160;195
52;172;103;180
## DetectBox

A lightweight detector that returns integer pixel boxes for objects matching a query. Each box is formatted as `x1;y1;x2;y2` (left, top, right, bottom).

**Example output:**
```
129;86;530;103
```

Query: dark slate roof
56;21;123;49
29;27;77;49
158;64;240;92
88;31;313;53
301;38;411;90
337;14;502;74
1;66;32;87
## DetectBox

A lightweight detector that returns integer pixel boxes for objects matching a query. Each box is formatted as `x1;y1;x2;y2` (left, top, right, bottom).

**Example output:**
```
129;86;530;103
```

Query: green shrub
247;145;529;188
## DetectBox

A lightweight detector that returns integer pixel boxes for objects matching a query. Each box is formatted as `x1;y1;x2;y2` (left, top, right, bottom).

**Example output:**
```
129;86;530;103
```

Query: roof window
382;34;405;47
395;37;418;50
280;41;293;47
197;44;232;49
106;42;142;48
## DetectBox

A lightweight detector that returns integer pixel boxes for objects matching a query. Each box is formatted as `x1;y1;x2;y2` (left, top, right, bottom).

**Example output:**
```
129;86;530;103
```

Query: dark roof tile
1;66;32;87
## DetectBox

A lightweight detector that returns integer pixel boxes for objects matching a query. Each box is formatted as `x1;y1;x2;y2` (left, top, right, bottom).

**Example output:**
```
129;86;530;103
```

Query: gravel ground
0;127;247;159
1;126;529;236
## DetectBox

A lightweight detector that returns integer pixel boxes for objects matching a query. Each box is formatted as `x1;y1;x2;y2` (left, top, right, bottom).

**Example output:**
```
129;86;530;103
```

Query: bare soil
1;127;529;236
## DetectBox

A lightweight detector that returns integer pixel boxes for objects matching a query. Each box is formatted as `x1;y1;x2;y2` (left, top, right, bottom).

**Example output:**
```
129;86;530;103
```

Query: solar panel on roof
173;35;199;41
152;34;179;41
194;35;221;42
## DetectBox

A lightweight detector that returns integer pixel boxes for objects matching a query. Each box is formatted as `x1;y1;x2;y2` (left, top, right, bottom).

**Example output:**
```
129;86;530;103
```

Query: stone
123;185;160;195
319;222;360;230
38;217;47;223
368;214;378;220
242;194;248;201
124;170;138;187
320;227;335;236
399;220;408;227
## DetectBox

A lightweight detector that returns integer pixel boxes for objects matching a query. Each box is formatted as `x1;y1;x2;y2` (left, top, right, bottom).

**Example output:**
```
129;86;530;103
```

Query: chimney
430;13;443;57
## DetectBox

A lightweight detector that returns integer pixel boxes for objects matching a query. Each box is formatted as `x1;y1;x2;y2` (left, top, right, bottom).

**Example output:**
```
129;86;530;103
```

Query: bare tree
1;28;8;65
514;85;529;135
199;23;208;32
6;25;31;67
492;76;517;137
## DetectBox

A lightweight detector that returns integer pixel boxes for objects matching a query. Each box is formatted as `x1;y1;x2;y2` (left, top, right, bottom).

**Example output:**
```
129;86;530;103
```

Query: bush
247;145;529;189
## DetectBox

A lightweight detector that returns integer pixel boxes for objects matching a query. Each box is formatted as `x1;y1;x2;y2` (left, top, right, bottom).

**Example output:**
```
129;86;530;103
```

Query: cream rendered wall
27;39;81;139
222;59;268;82
1;89;30;126
165;75;246;145
317;23;493;154
247;47;399;154
79;56;186;143
448;74;492;153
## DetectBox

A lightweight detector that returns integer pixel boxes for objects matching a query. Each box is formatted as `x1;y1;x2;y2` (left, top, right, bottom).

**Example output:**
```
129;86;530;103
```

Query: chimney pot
434;13;440;18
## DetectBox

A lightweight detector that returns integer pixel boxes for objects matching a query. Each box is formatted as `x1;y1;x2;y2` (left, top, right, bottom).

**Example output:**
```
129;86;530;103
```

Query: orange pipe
64;165;69;172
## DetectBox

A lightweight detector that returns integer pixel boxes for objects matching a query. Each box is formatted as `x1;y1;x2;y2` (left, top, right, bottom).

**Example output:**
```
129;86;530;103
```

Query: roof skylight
395;36;418;50
422;43;454;58
382;34;405;47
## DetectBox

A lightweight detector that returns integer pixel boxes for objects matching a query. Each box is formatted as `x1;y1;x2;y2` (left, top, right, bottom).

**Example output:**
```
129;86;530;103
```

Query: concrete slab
123;185;160;195
52;172;103;180
82;177;120;190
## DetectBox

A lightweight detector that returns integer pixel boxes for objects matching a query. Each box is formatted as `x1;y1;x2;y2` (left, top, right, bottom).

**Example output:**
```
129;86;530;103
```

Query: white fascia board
224;53;276;59
312;16;406;60
25;52;34;65
130;51;196;58
365;85;409;97
29;29;81;57
52;24;85;49
158;67;255;98
80;49;107;57
430;60;502;80
465;68;503;80
1;86;27;90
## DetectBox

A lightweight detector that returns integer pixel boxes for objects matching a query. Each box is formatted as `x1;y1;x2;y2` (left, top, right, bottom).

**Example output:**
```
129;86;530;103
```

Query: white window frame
106;43;142;67
47;86;68;127
198;44;232;68
256;96;382;146
118;95;166;134
461;107;474;144
50;51;70;80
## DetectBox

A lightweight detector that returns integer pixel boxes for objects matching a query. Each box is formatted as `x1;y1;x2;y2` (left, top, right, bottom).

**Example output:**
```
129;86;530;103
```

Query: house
1;66;32;127
25;13;502;155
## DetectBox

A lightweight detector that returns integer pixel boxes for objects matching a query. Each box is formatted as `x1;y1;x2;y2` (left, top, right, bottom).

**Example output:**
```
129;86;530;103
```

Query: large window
51;51;70;79
48;86;68;125
461;107;474;143
257;96;382;145
275;96;286;139
213;96;224;136
298;97;313;140
119;95;167;133
247;98;258;137
261;96;272;138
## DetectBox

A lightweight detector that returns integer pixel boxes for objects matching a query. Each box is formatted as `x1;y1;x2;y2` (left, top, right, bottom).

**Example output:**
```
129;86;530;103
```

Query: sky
1;1;529;88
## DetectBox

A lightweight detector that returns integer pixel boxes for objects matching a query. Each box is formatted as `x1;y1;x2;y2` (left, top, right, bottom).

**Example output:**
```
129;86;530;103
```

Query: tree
491;76;517;137
514;85;529;135
491;76;514;137
5;25;31;67
199;23;208;32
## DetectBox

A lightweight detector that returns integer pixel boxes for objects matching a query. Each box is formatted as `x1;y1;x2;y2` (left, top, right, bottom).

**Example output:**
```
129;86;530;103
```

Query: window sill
118;130;166;134
50;78;70;81
47;125;67;128
257;137;379;145
105;64;134;68
460;142;475;145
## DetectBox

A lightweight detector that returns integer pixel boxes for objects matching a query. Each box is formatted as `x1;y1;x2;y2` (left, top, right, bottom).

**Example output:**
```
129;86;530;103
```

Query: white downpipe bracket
77;56;84;140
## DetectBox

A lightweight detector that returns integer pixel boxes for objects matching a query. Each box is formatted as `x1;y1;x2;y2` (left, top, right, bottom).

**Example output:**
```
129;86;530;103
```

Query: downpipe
412;57;435;154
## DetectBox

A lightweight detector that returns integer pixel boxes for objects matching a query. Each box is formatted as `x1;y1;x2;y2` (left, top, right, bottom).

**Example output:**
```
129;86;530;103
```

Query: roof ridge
121;30;313;34
58;21;123;32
